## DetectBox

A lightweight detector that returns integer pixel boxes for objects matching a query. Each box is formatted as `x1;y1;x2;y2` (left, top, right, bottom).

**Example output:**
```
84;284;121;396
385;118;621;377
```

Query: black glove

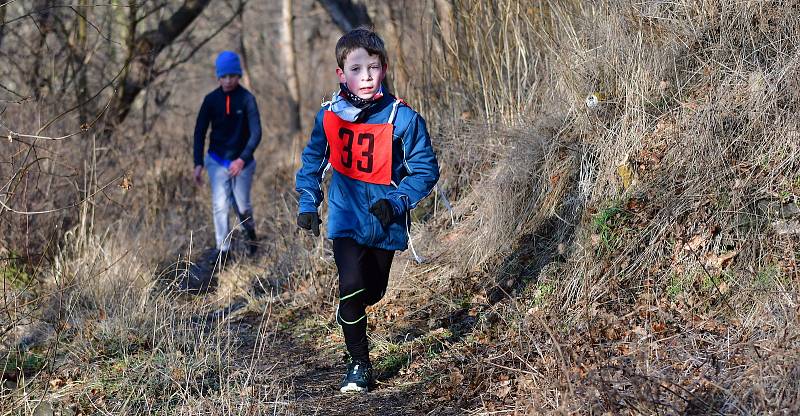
297;212;320;236
369;199;394;228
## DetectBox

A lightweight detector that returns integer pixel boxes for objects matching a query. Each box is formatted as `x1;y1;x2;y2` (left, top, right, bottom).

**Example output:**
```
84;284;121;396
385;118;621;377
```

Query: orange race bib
323;111;393;185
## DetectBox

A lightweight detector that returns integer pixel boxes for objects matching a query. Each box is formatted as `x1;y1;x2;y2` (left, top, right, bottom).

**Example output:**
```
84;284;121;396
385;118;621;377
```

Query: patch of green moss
667;272;691;299
1;348;47;379
592;202;628;254
755;264;786;290
374;343;409;376
1;253;34;289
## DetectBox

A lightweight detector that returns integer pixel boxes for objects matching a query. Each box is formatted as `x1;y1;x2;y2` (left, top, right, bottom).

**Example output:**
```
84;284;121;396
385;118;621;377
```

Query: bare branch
0;156;122;216
155;1;246;77
108;0;213;129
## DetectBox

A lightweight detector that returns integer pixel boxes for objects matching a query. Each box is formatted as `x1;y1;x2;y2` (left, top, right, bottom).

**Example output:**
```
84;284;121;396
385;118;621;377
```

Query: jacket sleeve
386;110;440;214
295;109;329;214
239;93;262;163
193;95;211;167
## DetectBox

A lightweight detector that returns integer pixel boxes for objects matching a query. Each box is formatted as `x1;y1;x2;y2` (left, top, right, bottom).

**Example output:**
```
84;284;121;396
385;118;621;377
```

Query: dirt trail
225;309;461;416
169;235;464;415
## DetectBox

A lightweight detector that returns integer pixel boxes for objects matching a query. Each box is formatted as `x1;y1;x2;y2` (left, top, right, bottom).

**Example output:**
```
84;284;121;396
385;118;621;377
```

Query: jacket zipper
366;182;375;243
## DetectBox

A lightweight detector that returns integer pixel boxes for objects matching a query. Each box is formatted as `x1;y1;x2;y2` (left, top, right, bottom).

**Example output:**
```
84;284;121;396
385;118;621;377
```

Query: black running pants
333;238;395;363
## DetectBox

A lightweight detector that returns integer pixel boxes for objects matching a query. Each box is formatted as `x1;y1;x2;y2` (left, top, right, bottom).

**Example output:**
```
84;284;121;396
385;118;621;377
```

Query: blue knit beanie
215;51;242;78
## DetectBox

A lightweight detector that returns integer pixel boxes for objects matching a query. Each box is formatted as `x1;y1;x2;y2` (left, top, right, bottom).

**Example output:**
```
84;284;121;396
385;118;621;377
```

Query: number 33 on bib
323;111;392;185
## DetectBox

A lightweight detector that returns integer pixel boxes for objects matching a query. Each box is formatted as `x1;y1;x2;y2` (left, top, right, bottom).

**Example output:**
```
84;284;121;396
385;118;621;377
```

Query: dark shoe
244;228;258;257
339;360;372;393
176;267;212;294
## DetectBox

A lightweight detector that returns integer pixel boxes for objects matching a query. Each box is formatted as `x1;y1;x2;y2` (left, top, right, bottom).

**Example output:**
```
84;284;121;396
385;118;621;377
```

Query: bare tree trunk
29;0;54;100
111;2;127;65
434;0;455;59
386;6;406;90
237;0;253;89
281;0;301;135
315;0;371;33
116;0;138;124
107;0;213;134
0;4;7;50
75;0;90;124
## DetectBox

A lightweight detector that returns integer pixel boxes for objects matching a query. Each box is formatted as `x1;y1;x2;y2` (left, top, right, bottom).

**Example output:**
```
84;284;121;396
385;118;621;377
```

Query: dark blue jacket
295;94;440;251
193;85;261;167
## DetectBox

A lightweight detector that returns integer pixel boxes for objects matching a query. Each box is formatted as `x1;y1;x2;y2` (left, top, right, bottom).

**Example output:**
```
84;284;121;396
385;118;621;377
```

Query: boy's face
336;48;386;100
219;74;240;92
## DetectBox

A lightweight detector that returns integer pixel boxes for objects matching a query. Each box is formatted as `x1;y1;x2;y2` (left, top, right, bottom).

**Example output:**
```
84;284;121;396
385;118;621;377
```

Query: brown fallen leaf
706;251;738;270
449;368;464;386
684;233;709;252
496;380;512;398
49;377;66;389
119;171;133;190
652;322;667;333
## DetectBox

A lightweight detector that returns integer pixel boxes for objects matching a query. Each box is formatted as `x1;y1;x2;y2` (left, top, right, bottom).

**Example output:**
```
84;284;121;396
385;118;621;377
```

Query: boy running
295;28;440;393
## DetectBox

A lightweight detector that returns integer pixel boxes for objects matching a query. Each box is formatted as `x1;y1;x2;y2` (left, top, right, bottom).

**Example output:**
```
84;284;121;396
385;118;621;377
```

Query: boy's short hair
335;27;387;68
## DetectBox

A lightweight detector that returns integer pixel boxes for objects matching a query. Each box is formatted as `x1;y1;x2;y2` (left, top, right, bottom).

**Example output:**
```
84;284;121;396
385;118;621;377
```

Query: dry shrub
389;0;800;414
1;196;296;414
417;0;549;126
439;120;578;274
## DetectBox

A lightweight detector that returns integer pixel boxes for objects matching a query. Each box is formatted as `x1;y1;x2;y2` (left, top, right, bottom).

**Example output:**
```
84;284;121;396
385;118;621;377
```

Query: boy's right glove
369;199;395;228
297;212;320;236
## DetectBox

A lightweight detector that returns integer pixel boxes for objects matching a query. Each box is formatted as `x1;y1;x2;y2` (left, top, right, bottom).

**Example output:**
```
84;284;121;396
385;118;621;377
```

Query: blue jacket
193;85;262;167
295;94;440;251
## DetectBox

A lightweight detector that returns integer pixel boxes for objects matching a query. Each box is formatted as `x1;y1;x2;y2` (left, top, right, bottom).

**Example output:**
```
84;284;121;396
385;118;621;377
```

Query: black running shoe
176;270;209;294
245;228;258;257
339;360;372;393
176;263;213;294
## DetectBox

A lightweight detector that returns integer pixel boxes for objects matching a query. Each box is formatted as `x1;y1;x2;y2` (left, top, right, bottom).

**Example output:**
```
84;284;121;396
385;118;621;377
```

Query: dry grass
3;0;800;414
1;171;297;414
356;0;800;413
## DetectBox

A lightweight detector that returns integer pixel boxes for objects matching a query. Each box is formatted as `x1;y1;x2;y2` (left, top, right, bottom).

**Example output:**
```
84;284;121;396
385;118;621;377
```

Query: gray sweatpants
205;154;256;251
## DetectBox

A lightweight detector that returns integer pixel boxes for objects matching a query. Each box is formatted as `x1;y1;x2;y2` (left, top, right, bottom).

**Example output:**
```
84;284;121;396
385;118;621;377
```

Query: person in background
192;50;261;273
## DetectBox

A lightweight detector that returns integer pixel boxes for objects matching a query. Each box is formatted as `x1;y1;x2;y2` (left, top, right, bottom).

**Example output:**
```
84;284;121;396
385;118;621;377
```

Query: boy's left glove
369;199;402;228
297;212;320;236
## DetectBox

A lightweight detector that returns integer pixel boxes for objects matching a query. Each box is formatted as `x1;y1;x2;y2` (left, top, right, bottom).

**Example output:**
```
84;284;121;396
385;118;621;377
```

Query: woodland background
1;0;799;414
